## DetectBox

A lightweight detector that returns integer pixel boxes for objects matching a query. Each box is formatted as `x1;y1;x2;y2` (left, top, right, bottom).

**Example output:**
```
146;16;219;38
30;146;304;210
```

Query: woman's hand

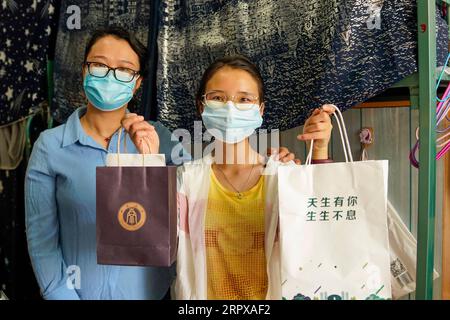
297;104;335;160
121;113;160;154
267;147;301;165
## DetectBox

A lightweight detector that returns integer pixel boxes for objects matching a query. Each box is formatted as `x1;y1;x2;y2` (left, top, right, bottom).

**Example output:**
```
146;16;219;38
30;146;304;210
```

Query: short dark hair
84;26;148;77
195;55;265;113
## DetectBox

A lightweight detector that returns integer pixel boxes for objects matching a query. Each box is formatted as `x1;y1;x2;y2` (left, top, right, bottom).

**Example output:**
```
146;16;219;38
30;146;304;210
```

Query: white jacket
174;154;292;299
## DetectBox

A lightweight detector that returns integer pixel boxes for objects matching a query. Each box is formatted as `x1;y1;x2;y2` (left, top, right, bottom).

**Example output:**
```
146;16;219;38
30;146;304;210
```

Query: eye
88;62;109;77
90;62;107;68
240;97;252;103
116;67;135;76
206;92;226;102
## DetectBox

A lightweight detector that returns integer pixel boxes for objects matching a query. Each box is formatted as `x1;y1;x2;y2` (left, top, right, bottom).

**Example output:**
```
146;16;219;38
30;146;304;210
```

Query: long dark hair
195;55;265;113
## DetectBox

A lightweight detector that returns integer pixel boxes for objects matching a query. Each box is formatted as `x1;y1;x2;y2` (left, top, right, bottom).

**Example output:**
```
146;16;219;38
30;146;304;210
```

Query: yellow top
205;169;268;300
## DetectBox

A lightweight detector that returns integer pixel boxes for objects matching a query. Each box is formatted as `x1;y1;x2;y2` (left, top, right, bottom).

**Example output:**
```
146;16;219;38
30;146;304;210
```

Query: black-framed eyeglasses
84;61;140;83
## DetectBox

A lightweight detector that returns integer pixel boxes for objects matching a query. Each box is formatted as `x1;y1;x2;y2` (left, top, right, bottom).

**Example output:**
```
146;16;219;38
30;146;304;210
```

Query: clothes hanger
410;71;450;167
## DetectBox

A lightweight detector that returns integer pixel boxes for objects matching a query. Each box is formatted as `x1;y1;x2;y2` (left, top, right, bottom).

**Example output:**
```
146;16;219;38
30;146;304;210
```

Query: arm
121;113;192;165
297;104;335;161
25;134;80;300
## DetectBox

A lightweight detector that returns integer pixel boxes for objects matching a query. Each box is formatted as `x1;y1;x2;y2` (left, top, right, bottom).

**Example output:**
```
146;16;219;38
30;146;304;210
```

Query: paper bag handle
305;105;353;165
116;127;152;167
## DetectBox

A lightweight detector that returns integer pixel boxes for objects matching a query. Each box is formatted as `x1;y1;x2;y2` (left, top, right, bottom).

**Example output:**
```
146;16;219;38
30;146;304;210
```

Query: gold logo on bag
118;202;146;231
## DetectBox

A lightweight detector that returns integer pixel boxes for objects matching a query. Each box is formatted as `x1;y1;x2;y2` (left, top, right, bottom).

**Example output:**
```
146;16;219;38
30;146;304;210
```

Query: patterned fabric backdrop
0;0;58;125
156;0;448;133
51;0;152;123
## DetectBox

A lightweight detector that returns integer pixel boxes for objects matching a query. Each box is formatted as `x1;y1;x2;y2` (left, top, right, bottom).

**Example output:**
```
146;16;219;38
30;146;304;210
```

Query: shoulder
179;154;212;178
148;120;172;138
34;124;65;150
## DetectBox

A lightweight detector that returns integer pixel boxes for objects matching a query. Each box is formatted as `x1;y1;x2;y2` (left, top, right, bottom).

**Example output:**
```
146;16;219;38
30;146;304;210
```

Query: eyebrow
119;59;138;68
89;55;108;60
88;56;138;68
208;90;257;95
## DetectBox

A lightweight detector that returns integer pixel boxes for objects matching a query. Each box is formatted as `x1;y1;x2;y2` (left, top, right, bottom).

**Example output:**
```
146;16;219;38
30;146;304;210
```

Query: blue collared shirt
25;107;190;300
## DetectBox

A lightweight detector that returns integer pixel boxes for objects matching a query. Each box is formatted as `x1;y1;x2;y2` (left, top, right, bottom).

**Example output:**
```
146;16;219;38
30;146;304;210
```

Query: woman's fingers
306;110;332;126
128;121;155;137
321;104;336;114
121;114;144;131
142;132;160;154
277;147;289;160
280;152;295;163
121;114;160;154
132;130;157;149
144;134;160;154
135;131;159;154
298;131;330;141
268;147;296;162
303;122;330;133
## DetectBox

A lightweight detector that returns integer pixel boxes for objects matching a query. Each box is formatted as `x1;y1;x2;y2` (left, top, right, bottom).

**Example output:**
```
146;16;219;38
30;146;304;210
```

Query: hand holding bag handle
115;127;153;167
305;105;353;165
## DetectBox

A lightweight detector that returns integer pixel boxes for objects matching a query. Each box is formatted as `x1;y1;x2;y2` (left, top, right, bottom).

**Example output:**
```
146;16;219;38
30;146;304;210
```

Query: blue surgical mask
83;73;136;111
201;101;263;143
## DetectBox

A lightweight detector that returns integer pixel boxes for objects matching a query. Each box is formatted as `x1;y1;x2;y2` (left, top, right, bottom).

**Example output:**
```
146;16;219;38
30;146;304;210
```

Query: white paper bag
105;153;166;167
104;128;166;167
278;107;392;300
360;148;440;299
387;201;440;299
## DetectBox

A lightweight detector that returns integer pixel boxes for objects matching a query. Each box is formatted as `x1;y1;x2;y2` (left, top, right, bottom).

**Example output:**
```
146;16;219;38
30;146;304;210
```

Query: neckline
210;167;263;198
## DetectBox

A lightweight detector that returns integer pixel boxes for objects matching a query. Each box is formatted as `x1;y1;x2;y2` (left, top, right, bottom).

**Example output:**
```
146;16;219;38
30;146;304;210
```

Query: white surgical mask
201;101;263;143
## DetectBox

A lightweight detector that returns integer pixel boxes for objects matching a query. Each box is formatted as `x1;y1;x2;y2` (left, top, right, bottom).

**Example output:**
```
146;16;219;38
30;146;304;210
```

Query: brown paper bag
96;128;177;267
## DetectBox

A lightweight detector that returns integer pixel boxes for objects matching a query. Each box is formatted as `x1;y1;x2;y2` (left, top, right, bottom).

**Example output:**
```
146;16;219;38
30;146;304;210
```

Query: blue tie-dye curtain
156;0;448;133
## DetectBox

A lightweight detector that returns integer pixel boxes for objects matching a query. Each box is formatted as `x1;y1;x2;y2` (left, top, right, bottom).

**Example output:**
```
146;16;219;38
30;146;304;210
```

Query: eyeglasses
202;91;261;111
84;61;140;83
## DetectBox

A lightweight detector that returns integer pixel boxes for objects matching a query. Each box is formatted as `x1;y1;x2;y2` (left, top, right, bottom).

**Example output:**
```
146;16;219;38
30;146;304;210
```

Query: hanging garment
0;163;42;300
0;0;59;125
0;112;47;300
141;0;161;120
51;1;153;124
157;0;448;134
0;290;8;300
0;118;28;170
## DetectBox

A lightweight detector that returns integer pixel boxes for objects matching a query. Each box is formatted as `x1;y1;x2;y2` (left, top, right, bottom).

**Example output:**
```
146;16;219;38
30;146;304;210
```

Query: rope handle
305;105;353;165
116;127;152;167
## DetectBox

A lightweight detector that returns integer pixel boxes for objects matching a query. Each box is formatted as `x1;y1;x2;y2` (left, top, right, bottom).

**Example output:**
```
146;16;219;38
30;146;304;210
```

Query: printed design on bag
282;292;357;300
281;261;390;300
117;202;147;231
390;258;414;287
306;195;358;222
282;289;388;300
